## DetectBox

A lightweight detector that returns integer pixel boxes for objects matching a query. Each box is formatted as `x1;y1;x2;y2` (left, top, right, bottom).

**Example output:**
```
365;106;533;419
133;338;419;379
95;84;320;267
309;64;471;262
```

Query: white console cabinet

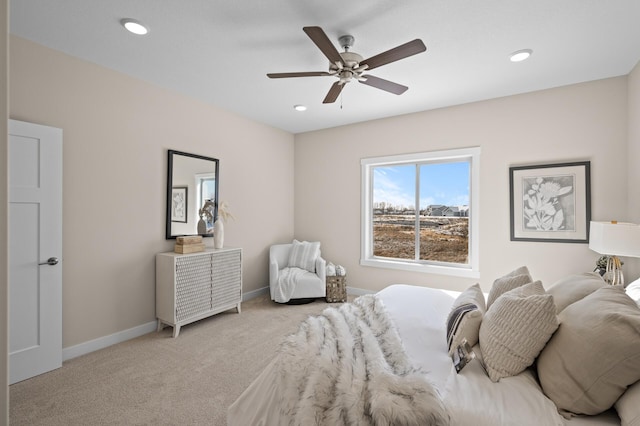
156;247;242;337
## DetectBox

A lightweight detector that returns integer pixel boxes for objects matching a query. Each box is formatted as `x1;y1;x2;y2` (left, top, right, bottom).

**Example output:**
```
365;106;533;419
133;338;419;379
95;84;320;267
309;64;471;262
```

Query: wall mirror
166;149;219;239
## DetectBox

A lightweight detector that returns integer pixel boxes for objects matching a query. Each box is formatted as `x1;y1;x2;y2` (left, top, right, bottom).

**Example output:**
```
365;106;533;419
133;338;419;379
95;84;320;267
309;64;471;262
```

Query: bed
228;269;640;425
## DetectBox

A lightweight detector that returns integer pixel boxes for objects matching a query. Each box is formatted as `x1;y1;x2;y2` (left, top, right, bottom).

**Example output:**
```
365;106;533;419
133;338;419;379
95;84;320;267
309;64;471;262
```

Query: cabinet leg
237;302;241;314
172;325;180;338
157;320;164;332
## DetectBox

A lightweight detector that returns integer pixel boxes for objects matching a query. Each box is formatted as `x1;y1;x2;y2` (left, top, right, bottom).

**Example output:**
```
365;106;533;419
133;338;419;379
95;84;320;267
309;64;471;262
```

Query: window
361;147;480;278
195;173;217;230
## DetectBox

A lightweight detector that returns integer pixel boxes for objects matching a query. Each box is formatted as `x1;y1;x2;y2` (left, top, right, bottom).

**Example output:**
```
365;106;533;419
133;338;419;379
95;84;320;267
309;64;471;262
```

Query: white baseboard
244;285;373;299
243;286;269;301
63;288;269;361
244;285;374;299
62;285;368;362
62;321;158;362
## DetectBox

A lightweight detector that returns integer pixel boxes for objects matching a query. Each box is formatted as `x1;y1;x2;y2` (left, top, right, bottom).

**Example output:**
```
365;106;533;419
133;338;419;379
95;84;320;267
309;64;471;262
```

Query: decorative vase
213;219;224;249
197;218;207;235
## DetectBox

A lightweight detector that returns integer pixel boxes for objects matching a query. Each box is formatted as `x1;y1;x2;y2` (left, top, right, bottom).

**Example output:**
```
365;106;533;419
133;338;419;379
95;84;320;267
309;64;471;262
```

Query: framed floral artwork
509;161;591;243
171;186;188;223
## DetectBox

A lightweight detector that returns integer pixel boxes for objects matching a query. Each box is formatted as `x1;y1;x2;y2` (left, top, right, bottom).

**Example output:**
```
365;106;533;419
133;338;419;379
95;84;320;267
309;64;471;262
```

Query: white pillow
288;240;320;273
626;278;640;308
445;283;486;355
479;280;558;382
616;381;640;426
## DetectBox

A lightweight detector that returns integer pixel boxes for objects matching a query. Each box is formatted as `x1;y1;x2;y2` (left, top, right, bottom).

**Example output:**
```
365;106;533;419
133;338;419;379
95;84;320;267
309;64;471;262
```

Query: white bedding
228;284;621;425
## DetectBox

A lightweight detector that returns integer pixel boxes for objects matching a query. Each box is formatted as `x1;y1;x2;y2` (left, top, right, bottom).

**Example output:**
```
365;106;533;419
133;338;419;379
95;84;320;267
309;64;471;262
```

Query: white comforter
228;284;621;426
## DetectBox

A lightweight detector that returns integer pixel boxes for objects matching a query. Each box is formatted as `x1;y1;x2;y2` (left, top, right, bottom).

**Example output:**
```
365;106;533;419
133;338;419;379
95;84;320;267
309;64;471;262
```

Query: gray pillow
446;283;486;355
537;286;640;416
486;266;532;308
545;272;606;313
479;280;558;382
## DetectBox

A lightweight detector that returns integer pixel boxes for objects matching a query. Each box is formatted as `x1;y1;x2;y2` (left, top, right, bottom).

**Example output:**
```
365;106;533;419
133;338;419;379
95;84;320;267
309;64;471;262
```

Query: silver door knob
38;257;59;266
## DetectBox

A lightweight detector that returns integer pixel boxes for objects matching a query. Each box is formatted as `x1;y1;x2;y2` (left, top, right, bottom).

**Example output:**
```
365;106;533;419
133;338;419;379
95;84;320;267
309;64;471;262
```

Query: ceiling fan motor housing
338;51;363;68
330;50;366;84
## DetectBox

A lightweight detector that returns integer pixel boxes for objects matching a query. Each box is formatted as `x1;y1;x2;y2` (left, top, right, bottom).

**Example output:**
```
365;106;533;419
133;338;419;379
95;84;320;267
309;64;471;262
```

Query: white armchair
269;242;326;303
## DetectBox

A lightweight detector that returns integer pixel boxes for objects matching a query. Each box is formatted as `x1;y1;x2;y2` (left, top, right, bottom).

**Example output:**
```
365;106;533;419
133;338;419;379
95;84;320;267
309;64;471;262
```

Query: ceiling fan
267;26;427;104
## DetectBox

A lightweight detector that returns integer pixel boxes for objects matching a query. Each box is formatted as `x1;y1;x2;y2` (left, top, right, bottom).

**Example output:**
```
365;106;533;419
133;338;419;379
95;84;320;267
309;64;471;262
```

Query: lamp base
603;255;624;286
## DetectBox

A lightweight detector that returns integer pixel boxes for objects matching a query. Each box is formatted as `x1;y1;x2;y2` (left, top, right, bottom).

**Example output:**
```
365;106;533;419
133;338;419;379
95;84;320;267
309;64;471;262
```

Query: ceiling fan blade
359;74;408;95
303;26;344;66
267;71;332;78
323;81;345;104
361;39;426;70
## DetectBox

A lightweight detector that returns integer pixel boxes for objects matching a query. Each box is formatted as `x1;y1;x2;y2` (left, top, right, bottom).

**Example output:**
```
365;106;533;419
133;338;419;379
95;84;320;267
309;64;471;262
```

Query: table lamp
589;221;640;286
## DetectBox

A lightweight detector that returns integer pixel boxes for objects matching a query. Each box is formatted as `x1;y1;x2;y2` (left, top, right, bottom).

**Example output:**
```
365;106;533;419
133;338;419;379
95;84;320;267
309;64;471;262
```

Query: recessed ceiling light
121;18;149;35
293;105;307;112
509;49;532;62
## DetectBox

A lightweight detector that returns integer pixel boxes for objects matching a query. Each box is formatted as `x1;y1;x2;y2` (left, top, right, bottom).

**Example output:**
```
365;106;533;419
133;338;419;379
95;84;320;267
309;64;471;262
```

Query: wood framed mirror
166;150;219;239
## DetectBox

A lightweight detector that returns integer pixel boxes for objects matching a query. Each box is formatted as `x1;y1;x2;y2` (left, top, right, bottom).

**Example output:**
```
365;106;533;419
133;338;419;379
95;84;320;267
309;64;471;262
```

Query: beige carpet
10;294;353;426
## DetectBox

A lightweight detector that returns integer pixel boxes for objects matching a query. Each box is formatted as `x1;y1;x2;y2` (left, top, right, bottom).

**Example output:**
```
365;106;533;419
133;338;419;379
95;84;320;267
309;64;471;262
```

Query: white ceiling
9;1;640;134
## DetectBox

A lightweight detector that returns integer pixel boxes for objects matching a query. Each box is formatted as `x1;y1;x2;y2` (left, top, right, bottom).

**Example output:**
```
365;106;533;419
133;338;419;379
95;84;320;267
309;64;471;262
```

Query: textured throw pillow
479;280;558;382
537;286;640;416
616;381;640;426
545;272;606;313
288;240;320;273
486;266;532;308
445;283;486;355
627;278;640;308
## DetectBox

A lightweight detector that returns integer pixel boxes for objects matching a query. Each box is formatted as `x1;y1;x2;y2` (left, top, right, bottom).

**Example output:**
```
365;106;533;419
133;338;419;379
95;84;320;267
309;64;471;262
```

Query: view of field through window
372;161;470;264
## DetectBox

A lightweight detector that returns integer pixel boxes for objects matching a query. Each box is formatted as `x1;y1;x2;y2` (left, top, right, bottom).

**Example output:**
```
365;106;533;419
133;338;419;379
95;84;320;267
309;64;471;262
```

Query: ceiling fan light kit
267;26;426;104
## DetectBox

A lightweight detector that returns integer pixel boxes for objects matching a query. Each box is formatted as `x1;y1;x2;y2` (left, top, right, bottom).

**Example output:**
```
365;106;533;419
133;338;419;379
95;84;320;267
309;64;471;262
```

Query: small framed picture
171;186;188;223
510;161;591;243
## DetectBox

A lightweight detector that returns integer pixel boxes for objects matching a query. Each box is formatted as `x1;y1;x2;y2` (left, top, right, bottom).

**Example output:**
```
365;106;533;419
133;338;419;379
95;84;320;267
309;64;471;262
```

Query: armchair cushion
269;242;326;303
288;240;321;273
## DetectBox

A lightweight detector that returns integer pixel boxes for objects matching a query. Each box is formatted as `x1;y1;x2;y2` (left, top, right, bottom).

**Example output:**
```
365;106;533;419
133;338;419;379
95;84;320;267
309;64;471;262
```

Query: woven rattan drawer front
212;250;242;309
175;255;212;321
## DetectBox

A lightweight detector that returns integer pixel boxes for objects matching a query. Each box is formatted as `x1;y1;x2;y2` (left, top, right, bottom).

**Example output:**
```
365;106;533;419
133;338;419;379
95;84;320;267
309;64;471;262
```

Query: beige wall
5;31;639;368
627;61;640;279
1;1;9;422
9;36;295;348
294;77;630;292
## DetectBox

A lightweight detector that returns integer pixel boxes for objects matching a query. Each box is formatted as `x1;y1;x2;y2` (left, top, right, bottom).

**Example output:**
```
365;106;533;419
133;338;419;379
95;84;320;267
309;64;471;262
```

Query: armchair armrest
316;256;327;283
269;258;280;300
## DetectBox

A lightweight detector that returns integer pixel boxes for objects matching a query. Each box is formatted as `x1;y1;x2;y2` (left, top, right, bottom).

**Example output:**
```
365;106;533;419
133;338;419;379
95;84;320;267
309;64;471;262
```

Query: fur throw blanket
274;295;450;426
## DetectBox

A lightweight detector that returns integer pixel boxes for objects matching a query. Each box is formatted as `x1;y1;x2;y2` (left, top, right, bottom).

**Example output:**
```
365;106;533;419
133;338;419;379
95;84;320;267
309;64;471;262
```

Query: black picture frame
509;161;591;243
166;150;219;239
171;186;188;223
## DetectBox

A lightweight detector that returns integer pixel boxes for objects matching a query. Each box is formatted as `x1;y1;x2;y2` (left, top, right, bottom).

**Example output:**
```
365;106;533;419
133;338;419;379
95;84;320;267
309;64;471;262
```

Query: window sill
360;258;480;279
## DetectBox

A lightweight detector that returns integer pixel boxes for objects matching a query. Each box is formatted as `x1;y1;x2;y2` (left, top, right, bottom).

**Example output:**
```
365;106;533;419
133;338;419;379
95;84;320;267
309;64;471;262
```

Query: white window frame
195;172;217;228
360;147;480;278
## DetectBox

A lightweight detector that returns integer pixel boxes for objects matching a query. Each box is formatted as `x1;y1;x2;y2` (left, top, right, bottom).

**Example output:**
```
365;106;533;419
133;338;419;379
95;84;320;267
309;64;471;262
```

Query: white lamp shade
589;221;640;258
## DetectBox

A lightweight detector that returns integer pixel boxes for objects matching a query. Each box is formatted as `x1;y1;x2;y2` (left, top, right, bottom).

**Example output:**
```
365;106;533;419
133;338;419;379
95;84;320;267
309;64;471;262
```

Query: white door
8;119;63;384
